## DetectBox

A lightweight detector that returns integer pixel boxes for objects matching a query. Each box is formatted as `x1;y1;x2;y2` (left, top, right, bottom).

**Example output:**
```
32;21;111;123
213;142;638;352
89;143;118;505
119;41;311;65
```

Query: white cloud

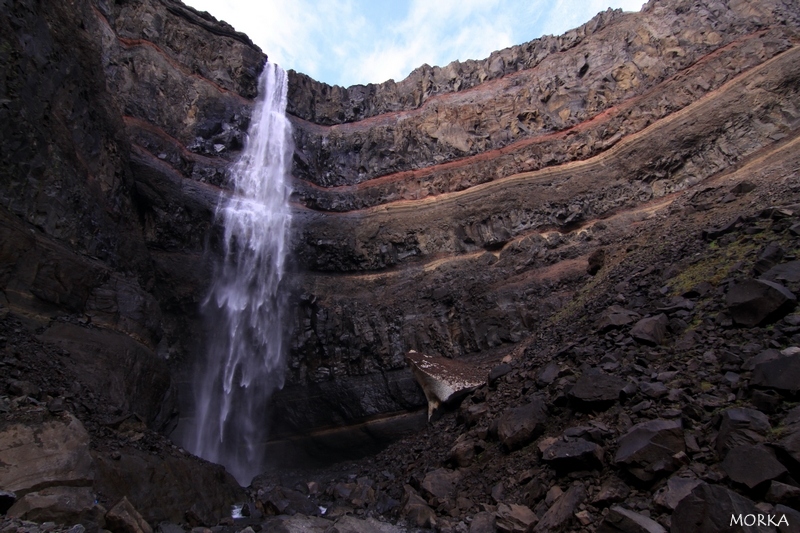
182;0;647;87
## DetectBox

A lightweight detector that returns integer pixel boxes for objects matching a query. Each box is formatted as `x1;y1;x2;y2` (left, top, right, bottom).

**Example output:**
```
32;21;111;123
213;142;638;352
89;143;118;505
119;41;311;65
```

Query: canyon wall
280;0;800;445
3;0;800;465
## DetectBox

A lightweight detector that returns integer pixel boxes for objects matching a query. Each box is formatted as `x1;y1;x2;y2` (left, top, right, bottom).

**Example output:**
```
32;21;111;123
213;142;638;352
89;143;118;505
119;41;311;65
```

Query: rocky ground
3;130;800;533
232;143;800;533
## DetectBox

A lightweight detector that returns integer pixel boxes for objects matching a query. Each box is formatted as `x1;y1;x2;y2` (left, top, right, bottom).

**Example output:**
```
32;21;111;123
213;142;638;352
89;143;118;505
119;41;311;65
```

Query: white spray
189;62;293;485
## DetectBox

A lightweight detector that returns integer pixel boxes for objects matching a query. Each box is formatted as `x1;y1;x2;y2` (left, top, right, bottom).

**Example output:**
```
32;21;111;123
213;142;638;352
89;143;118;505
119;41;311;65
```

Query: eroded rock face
0;413;94;495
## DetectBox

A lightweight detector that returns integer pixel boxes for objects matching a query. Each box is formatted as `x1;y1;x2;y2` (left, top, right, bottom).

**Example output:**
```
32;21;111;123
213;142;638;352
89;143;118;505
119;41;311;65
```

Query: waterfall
188;62;293;485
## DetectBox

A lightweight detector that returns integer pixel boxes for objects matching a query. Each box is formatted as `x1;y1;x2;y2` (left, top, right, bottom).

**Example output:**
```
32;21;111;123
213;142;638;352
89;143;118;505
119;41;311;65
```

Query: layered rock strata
4;0;800;490
281;0;800;444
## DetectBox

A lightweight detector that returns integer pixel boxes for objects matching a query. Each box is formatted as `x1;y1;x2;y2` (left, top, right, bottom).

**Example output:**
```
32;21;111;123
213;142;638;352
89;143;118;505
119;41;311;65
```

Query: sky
182;0;645;88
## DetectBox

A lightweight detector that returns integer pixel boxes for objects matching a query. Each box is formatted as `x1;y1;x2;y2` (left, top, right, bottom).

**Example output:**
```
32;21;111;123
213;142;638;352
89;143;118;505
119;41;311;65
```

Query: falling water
188;62;293;485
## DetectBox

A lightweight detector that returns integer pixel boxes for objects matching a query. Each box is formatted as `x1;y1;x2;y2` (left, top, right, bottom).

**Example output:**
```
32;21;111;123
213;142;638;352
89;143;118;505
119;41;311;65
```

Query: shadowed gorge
2;0;800;531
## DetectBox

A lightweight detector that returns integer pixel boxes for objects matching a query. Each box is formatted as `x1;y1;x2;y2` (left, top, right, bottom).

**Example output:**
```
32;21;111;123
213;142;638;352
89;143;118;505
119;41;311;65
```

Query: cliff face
280;0;800;443
2;0;800;493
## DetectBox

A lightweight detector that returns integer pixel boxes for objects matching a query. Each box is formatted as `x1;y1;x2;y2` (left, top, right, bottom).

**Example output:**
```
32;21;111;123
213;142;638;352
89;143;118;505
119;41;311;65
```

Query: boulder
615;419;684;481
777;406;800;465
753;243;785;275
449;437;479;467
406;350;484;420
760;261;800;283
420;468;461;506
630;314;669;346
532;483;586;532
597;505;667;533
653;477;703;511
92;447;244;525
488;363;513;385
726;279;796;327
536;362;560;386
587;248;606;275
592;477;631;506
720;445;787;489
497;399;548;451
260;486;319;516
7;486;95;524
596;306;641;333
702;216;742;241
671;483;777;532
470;511;497;533
568;372;627;411
541;438;604;471
496;502;538;532
774;504;800;533
459;401;490;427
640;381;669;399
715;407;771;457
105;497;153;533
402;485;436;529
751;353;800;395
766;481;800;508
0;413;94;494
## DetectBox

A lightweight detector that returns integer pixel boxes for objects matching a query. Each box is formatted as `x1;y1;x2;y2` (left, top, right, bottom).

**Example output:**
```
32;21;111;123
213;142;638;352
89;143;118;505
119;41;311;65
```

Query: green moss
669;237;763;296
549;271;606;327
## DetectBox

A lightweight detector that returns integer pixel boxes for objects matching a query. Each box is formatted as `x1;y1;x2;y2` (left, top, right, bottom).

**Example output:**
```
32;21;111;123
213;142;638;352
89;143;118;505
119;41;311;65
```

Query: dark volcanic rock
615;419;684;481
587;248;606;275
105;496;152;533
716;407;771;457
5;1;800;530
671;483;777;533
532;483;586;532
496;502;538;533
0;413;94;494
488;363;513;385
470;511;497;533
6;486;96;524
593;477;631;507
541;438;604;471
569;372;627;411
761;261;800;283
596;306;641;333
597;505;667;533
260;486;319;517
653;476;703;511
777;406;800;465
420;468;461;506
766;481;800;508
630;314;669;346
497;399;548;451
720;445;787;489
751;353;800;395
92;448;244;525
726;279;797;327
402;485;437;529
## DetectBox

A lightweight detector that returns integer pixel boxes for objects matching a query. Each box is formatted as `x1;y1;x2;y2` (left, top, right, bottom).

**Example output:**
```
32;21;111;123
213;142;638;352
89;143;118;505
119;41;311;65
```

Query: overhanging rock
406;350;484;420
